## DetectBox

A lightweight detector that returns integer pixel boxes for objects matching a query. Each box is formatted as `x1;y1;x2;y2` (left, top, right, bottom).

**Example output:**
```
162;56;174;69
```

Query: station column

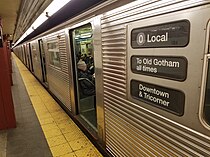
0;25;16;129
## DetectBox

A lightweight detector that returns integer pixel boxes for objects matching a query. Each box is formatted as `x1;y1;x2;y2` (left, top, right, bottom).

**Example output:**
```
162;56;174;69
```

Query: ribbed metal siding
102;25;127;97
46;31;71;111
104;93;210;156
101;1;210;157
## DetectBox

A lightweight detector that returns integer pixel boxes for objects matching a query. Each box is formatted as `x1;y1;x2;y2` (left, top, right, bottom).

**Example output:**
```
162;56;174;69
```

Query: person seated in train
80;53;94;74
76;53;82;63
77;60;95;97
85;52;94;75
79;53;86;62
88;64;94;75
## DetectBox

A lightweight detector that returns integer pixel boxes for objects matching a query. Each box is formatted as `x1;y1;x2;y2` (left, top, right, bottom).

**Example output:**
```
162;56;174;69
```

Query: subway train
13;0;210;156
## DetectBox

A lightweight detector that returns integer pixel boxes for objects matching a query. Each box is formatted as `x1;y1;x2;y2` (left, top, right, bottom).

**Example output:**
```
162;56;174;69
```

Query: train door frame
22;45;27;65
199;21;210;130
28;43;34;72
38;39;48;86
25;44;31;70
69;22;98;133
23;45;29;68
20;47;23;61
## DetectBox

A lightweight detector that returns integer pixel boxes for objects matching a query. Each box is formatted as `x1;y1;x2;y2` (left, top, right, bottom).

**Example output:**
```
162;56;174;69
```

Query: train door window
39;39;48;84
47;41;61;68
203;37;210;126
31;44;38;61
70;23;97;130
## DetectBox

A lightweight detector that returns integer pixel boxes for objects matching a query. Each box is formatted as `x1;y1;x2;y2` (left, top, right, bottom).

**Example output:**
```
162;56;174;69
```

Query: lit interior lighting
80;32;92;38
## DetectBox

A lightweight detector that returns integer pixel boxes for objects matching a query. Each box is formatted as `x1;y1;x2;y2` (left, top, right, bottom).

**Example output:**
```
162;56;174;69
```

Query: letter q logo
136;32;146;46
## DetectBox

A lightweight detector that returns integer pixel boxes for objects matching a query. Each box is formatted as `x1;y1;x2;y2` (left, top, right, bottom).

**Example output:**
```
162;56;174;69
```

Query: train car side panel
102;1;210;156
44;31;71;111
30;41;42;80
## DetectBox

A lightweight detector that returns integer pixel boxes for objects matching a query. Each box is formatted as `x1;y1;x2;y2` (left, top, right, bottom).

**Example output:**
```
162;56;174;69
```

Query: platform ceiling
0;0;52;41
0;0;131;44
0;0;21;40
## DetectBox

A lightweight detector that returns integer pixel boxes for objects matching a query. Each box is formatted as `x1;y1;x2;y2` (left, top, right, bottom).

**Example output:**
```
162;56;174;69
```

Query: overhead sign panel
131;20;190;48
131;80;185;116
131;56;187;81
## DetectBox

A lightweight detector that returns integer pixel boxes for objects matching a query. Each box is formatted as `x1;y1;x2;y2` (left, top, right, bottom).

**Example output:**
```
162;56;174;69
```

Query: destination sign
131;20;190;48
131;80;185;116
131;56;187;81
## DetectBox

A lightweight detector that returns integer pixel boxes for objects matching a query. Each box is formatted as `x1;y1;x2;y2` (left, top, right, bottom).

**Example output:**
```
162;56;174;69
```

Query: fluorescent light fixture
32;14;48;30
80;32;92;38
45;0;71;16
32;0;71;29
14;0;71;47
81;32;92;36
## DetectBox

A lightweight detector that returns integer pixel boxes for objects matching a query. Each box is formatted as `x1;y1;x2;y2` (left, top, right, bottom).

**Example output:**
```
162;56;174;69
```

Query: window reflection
47;42;61;68
31;45;38;61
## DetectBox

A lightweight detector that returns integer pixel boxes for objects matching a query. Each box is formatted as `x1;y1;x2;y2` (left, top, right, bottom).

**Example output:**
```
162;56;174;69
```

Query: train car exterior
43;30;72;110
13;0;210;156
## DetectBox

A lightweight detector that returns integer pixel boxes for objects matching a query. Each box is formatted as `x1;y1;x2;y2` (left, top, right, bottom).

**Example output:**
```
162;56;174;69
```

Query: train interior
70;23;97;131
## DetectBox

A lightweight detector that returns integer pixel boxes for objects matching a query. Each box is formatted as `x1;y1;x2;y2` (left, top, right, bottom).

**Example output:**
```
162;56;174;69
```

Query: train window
31;45;38;61
47;42;61;68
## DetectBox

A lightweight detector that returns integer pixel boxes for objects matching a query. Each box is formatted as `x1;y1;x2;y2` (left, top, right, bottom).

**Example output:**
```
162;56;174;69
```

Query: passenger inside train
71;23;97;129
77;59;95;98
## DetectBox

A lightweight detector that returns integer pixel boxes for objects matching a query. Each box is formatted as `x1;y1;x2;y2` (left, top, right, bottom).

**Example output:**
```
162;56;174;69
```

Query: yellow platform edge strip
13;54;103;157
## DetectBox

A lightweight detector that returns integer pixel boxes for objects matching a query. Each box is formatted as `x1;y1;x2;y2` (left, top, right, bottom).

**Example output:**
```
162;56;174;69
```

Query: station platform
0;54;103;157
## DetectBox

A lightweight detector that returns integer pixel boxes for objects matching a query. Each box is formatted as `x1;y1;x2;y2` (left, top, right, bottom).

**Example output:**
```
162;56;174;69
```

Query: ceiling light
14;0;71;47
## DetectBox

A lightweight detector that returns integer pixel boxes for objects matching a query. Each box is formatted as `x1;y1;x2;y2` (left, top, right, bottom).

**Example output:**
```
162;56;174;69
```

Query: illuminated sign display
131;56;187;81
131;80;185;116
131;20;190;48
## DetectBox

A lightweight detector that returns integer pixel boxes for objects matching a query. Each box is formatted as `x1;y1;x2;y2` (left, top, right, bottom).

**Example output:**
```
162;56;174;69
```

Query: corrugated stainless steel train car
13;0;210;156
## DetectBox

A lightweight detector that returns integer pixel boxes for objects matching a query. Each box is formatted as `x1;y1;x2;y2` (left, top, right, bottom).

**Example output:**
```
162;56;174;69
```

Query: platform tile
47;135;67;147
59;152;77;157
74;146;103;157
44;129;62;139
68;137;92;151
63;131;84;142
50;143;73;157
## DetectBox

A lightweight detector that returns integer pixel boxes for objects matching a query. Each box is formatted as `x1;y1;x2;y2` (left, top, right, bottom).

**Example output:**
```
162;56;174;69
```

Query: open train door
69;23;97;134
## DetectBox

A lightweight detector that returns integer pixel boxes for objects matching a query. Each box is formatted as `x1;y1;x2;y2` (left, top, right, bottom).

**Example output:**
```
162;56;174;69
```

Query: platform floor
0;54;103;157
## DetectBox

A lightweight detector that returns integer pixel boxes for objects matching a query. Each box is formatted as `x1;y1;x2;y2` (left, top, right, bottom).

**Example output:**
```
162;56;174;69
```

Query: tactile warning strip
13;54;103;157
